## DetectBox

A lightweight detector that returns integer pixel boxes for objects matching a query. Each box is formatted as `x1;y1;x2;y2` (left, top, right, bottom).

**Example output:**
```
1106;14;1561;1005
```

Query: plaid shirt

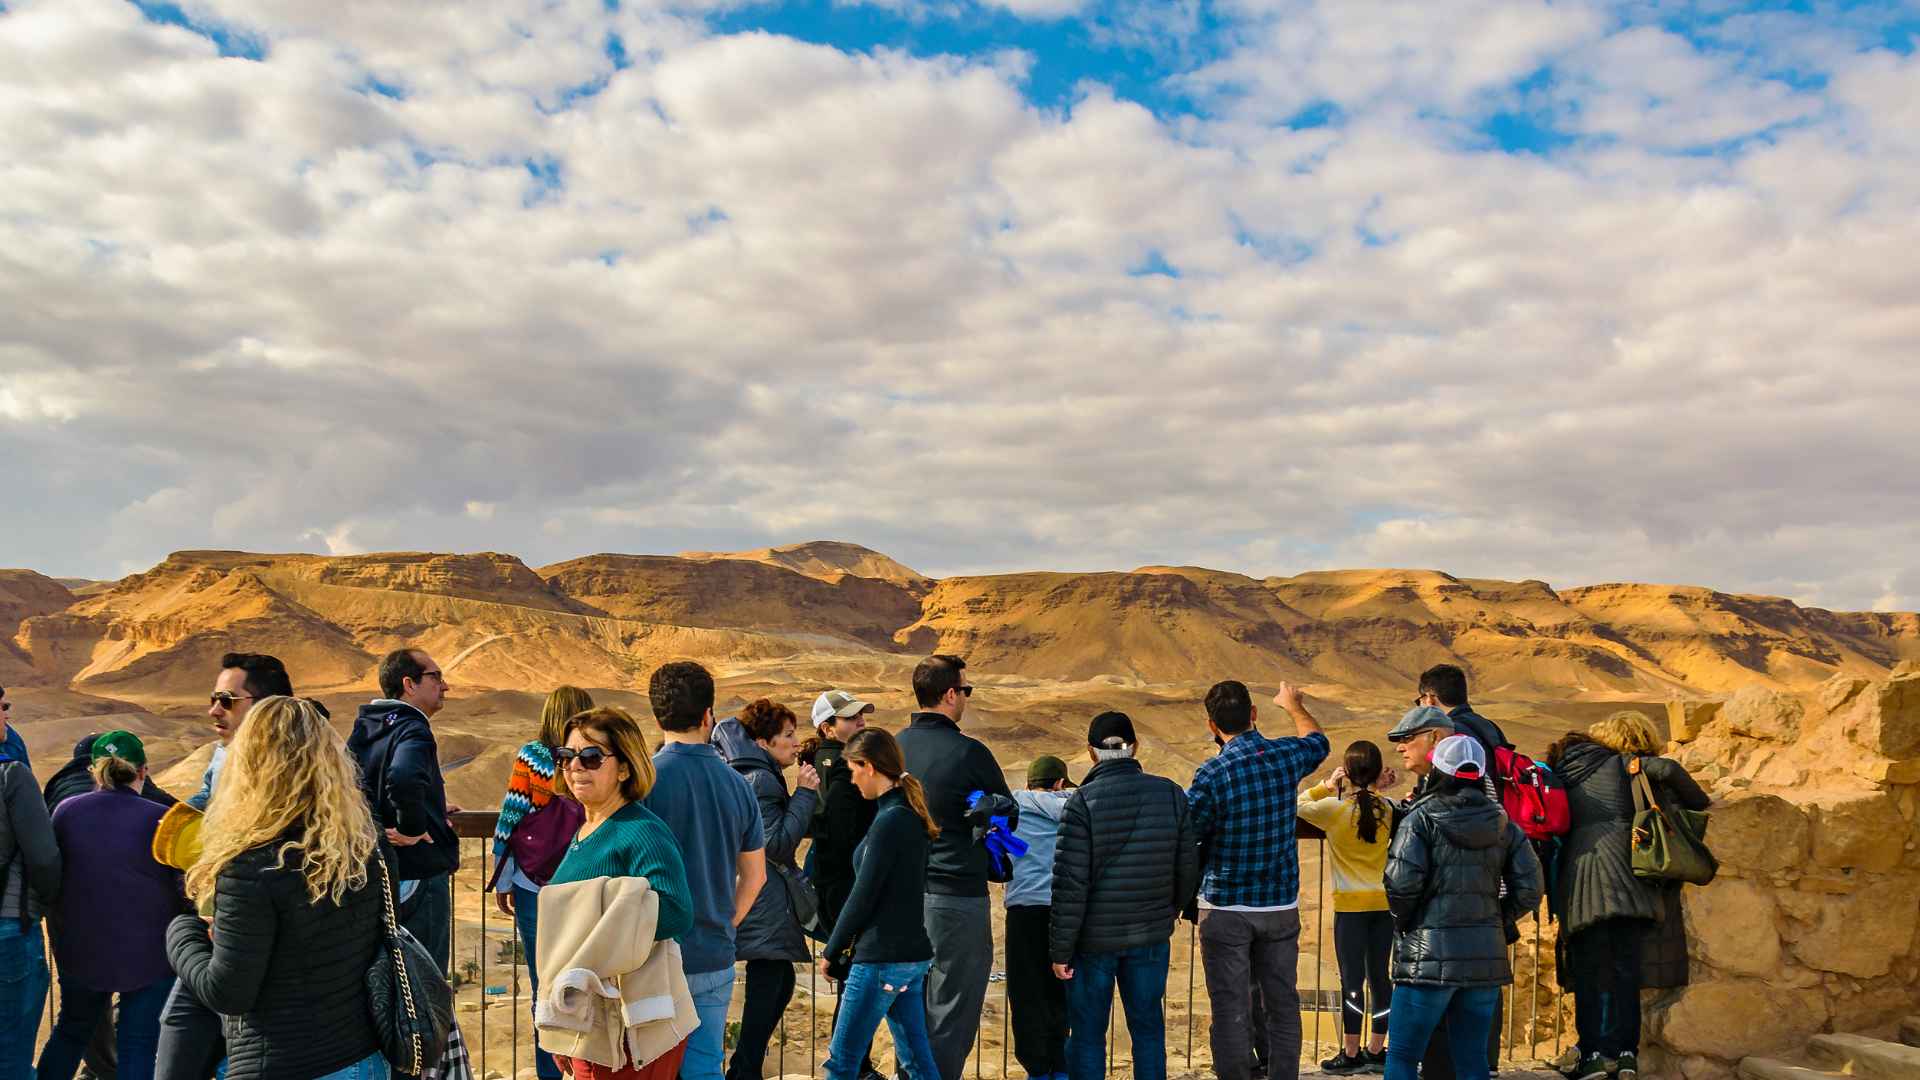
1188;729;1330;908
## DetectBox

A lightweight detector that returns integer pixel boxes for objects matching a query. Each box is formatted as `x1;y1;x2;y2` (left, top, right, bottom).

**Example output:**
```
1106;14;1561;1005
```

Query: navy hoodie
347;701;458;880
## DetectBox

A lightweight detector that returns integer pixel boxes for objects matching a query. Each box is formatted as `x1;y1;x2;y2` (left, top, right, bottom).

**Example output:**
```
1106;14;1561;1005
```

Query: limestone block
1869;758;1920;787
1841;672;1920;759
1821;675;1873;715
1810;791;1907;872
1785;878;1920;978
1684;877;1781;977
1724;685;1806;743
1669;700;1724;745
1654;981;1827;1060
1710;793;1811;873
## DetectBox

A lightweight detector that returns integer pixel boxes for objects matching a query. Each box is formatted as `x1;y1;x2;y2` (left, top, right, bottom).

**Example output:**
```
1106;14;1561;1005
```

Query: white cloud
1;0;1916;610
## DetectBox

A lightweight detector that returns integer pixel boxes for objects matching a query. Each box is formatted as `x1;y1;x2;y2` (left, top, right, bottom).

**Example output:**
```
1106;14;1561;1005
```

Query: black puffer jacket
165;838;386;1080
1552;741;1708;936
347;702;457;881
714;719;818;962
1049;757;1199;962
1385;783;1542;987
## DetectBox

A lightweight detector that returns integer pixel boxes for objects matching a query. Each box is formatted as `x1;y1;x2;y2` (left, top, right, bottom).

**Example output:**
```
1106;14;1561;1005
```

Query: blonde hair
555;707;657;803
91;755;141;790
540;686;595;748
1590;710;1662;756
187;696;376;906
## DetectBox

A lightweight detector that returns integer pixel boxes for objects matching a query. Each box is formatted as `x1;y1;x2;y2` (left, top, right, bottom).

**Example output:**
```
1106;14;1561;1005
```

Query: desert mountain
8;547;1919;709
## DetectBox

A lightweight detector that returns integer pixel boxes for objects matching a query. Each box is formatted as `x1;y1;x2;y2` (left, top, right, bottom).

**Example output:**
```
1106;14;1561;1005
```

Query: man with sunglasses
188;653;293;810
897;653;1017;1080
348;648;459;973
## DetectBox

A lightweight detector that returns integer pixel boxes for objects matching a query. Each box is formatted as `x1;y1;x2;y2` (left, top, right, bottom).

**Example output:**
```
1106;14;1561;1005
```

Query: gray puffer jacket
1385;783;1542;987
1552;740;1709;936
714;719;818;962
1;756;61;924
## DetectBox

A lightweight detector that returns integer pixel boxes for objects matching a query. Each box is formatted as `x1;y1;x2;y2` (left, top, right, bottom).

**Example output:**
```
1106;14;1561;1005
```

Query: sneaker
1572;1054;1611;1080
1320;1052;1370;1075
1613;1053;1638;1080
1364;1049;1388;1072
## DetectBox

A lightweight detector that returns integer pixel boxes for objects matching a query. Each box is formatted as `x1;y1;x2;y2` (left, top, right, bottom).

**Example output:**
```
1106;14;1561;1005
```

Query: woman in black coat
1547;712;1709;1080
1383;735;1542;1080
164;697;389;1080
711;700;819;1080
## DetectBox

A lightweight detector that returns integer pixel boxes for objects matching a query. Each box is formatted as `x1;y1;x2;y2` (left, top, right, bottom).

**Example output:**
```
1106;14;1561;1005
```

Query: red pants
558;1038;688;1080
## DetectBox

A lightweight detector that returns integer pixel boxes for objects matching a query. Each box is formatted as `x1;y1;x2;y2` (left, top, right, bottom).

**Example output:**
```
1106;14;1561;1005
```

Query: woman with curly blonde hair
165;696;391;1080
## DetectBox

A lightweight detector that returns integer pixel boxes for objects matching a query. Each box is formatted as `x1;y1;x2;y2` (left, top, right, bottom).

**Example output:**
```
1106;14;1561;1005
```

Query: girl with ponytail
1299;739;1400;1073
816;729;941;1080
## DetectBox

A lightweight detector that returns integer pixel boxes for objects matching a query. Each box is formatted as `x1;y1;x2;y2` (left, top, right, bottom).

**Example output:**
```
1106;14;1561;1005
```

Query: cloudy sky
3;0;1918;608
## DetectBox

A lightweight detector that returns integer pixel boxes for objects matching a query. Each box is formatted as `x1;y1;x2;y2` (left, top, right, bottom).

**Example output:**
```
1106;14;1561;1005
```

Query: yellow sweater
1297;784;1392;913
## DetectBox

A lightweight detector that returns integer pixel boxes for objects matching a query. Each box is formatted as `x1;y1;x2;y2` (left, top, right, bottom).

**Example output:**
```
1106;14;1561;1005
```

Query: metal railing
443;812;1572;1079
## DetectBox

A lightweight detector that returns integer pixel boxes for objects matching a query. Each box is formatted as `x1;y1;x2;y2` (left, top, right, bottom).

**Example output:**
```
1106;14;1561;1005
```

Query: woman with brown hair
164;697;389;1080
535;707;696;1080
491;685;594;1080
1547;711;1709;1080
817;728;942;1080
711;699;820;1080
1298;739;1399;1073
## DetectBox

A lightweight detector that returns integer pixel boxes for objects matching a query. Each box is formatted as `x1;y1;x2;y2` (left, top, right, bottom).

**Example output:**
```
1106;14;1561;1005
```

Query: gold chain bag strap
367;851;453;1076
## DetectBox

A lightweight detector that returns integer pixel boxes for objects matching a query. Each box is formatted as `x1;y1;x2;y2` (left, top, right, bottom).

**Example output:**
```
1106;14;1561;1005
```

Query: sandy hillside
5;541;1916;788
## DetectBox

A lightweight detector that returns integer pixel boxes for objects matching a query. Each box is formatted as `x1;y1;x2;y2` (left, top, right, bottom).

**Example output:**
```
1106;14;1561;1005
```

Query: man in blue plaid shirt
1188;680;1330;1080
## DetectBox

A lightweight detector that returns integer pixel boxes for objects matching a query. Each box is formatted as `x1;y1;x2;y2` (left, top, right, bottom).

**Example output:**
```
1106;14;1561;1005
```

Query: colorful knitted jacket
493;740;559;859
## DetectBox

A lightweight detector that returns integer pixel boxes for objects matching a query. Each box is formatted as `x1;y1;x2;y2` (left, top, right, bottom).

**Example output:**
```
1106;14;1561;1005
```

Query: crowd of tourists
0;653;1712;1080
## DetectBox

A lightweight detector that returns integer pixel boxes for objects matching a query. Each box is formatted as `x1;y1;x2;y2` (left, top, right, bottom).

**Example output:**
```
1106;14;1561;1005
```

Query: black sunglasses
210;691;254;709
555;746;614;770
956;685;973;697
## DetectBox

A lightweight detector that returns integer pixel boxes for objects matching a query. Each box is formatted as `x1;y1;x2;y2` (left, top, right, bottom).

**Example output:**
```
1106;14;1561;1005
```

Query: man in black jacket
896;654;1015;1080
347;647;458;973
1050;711;1198;1080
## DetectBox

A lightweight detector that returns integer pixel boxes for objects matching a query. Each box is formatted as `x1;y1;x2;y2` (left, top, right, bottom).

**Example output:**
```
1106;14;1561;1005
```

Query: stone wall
1641;666;1920;1079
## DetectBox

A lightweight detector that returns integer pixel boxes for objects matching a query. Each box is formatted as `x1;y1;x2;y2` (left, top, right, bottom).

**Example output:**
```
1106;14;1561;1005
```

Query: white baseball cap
1431;734;1487;780
811;690;874;728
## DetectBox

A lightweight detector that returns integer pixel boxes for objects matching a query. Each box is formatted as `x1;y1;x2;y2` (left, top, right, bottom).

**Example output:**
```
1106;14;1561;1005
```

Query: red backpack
1493;746;1570;840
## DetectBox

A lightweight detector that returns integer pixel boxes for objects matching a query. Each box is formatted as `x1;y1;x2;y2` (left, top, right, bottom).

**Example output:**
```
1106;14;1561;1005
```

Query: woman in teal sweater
544;707;694;1080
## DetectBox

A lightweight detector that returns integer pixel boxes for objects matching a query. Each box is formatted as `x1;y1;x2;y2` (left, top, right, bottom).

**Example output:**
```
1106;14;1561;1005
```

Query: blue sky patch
1128;249;1180;278
131;0;266;60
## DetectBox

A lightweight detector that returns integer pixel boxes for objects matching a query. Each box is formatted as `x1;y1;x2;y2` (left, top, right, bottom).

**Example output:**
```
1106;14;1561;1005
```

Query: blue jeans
313;1051;390;1079
513;885;561;1079
0;920;48;1080
37;974;176;1080
825;960;939;1080
683;966;737;1080
1065;942;1169;1080
1384;986;1500;1080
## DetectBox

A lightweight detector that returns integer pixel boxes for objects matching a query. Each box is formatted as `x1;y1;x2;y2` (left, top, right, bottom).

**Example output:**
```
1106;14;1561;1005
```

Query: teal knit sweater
547;800;695;942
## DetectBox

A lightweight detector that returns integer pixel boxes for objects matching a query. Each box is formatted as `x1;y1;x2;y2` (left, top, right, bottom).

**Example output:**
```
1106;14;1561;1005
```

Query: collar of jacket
1084;757;1143;785
367;699;431;727
908;711;959;731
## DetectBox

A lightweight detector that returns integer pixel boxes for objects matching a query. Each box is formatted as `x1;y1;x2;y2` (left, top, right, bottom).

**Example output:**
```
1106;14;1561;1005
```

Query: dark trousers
400;873;452;976
1199;908;1301;1080
1065;941;1169;1080
1419;995;1502;1080
512;884;562;1079
154;980;223;1080
1005;906;1068;1077
1566;918;1647;1058
729;959;797;1080
923;894;992;1080
1332;912;1393;1040
38;976;174;1080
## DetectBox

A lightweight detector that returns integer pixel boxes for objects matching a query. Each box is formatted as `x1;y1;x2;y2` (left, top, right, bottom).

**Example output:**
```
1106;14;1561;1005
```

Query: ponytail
91;755;140;790
1344;739;1386;844
898;774;942;839
845;728;941;839
1355;790;1383;845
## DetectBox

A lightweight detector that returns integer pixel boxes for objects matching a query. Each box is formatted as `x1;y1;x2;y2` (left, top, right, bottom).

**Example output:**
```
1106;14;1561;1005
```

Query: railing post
1186;918;1197;1072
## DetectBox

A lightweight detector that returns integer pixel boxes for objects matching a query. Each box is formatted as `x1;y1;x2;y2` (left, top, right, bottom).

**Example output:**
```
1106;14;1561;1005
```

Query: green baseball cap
1027;754;1074;787
91;729;147;767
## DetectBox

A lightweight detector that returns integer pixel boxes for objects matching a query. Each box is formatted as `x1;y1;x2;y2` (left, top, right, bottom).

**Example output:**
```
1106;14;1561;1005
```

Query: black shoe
1320;1051;1370;1074
1251;1060;1270;1080
1364;1049;1388;1072
1612;1053;1638;1080
1572;1054;1611;1080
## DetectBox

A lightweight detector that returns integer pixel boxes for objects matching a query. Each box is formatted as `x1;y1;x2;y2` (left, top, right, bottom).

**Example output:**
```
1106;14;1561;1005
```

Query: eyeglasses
554;746;613;770
419;671;446;684
956;685;973;697
210;691;254;709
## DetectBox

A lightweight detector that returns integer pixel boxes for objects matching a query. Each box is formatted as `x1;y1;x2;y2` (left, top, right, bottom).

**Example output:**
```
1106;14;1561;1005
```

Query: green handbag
1628;757;1718;886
